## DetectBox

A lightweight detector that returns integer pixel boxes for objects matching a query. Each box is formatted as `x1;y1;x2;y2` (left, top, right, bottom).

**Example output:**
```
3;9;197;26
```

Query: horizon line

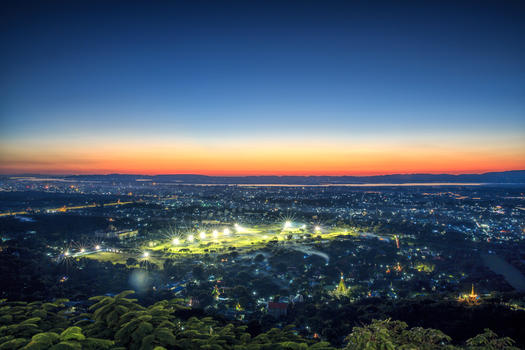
3;169;525;178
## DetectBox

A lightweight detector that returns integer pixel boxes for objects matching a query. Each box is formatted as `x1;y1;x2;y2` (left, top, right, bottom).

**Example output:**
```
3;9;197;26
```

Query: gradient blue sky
1;0;524;175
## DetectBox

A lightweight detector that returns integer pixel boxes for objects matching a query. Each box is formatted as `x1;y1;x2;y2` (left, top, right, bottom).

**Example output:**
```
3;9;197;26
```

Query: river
482;253;525;292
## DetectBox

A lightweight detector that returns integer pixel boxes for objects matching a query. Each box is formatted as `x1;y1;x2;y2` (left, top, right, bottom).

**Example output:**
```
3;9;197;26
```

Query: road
0;200;136;217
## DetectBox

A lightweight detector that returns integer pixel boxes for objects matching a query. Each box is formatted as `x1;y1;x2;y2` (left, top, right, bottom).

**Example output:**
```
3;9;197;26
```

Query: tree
465;329;519;350
345;319;453;350
21;326;113;350
85;290;142;338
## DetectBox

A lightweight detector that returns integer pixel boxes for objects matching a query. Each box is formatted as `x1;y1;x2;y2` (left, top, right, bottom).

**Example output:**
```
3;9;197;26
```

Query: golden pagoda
332;272;348;297
458;284;479;305
469;284;479;301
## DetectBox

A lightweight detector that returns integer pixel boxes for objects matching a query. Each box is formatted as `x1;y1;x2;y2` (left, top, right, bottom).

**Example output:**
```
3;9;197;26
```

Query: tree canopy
0;293;519;350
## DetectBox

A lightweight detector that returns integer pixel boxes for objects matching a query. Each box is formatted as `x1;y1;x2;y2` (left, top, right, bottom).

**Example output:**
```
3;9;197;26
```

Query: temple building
332;272;348;298
458;284;480;305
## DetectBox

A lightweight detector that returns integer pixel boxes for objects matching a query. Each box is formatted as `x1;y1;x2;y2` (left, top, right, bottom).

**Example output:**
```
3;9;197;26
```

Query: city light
199;231;206;239
172;238;179;245
223;228;230;236
80;248;85;253
212;230;219;238
95;245;101;250
284;221;292;229
301;224;306;229
315;226;321;232
187;234;194;242
142;251;149;258
64;251;70;256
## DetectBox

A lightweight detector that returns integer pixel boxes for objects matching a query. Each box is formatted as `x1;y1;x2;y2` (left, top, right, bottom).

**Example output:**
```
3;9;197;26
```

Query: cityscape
1;1;525;349
1;174;524;348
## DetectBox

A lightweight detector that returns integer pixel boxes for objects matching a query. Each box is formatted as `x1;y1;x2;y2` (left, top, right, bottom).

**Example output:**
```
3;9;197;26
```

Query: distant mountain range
8;170;525;185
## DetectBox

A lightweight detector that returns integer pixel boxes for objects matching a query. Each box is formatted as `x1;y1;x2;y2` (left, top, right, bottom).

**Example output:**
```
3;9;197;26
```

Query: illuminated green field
81;223;369;268
148;223;361;255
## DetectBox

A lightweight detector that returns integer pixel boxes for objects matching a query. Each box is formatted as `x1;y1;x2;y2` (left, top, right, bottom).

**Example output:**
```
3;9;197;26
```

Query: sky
1;0;524;176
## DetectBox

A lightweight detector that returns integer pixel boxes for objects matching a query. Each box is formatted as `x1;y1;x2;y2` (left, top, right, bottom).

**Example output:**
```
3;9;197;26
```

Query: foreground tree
84;290;143;338
345;319;519;350
345;319;454;350
465;329;519;350
0;294;521;350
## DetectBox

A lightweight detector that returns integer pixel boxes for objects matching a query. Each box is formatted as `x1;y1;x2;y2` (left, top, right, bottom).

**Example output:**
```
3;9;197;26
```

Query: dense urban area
1;175;524;349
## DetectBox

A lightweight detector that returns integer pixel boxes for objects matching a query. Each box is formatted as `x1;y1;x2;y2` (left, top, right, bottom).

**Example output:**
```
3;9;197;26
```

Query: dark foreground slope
0;291;520;350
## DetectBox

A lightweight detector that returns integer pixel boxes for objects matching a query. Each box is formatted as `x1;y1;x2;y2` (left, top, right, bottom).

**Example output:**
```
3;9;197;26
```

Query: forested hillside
0;291;519;350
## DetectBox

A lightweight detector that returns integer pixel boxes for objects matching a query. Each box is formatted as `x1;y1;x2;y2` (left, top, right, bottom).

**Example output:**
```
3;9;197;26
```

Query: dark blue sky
1;0;524;174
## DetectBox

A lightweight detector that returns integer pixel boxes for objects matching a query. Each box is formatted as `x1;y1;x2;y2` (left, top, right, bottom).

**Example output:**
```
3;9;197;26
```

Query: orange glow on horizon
1;138;524;176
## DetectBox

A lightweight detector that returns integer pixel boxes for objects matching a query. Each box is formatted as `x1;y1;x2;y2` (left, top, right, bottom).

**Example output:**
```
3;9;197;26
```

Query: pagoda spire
335;272;347;295
458;283;479;305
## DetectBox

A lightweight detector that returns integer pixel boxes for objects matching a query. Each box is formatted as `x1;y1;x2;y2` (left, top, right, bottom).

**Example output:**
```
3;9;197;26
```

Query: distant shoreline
178;182;490;187
2;170;525;186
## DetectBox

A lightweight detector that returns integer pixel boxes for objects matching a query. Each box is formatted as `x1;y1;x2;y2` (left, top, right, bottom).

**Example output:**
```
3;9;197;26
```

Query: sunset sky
1;0;524;175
